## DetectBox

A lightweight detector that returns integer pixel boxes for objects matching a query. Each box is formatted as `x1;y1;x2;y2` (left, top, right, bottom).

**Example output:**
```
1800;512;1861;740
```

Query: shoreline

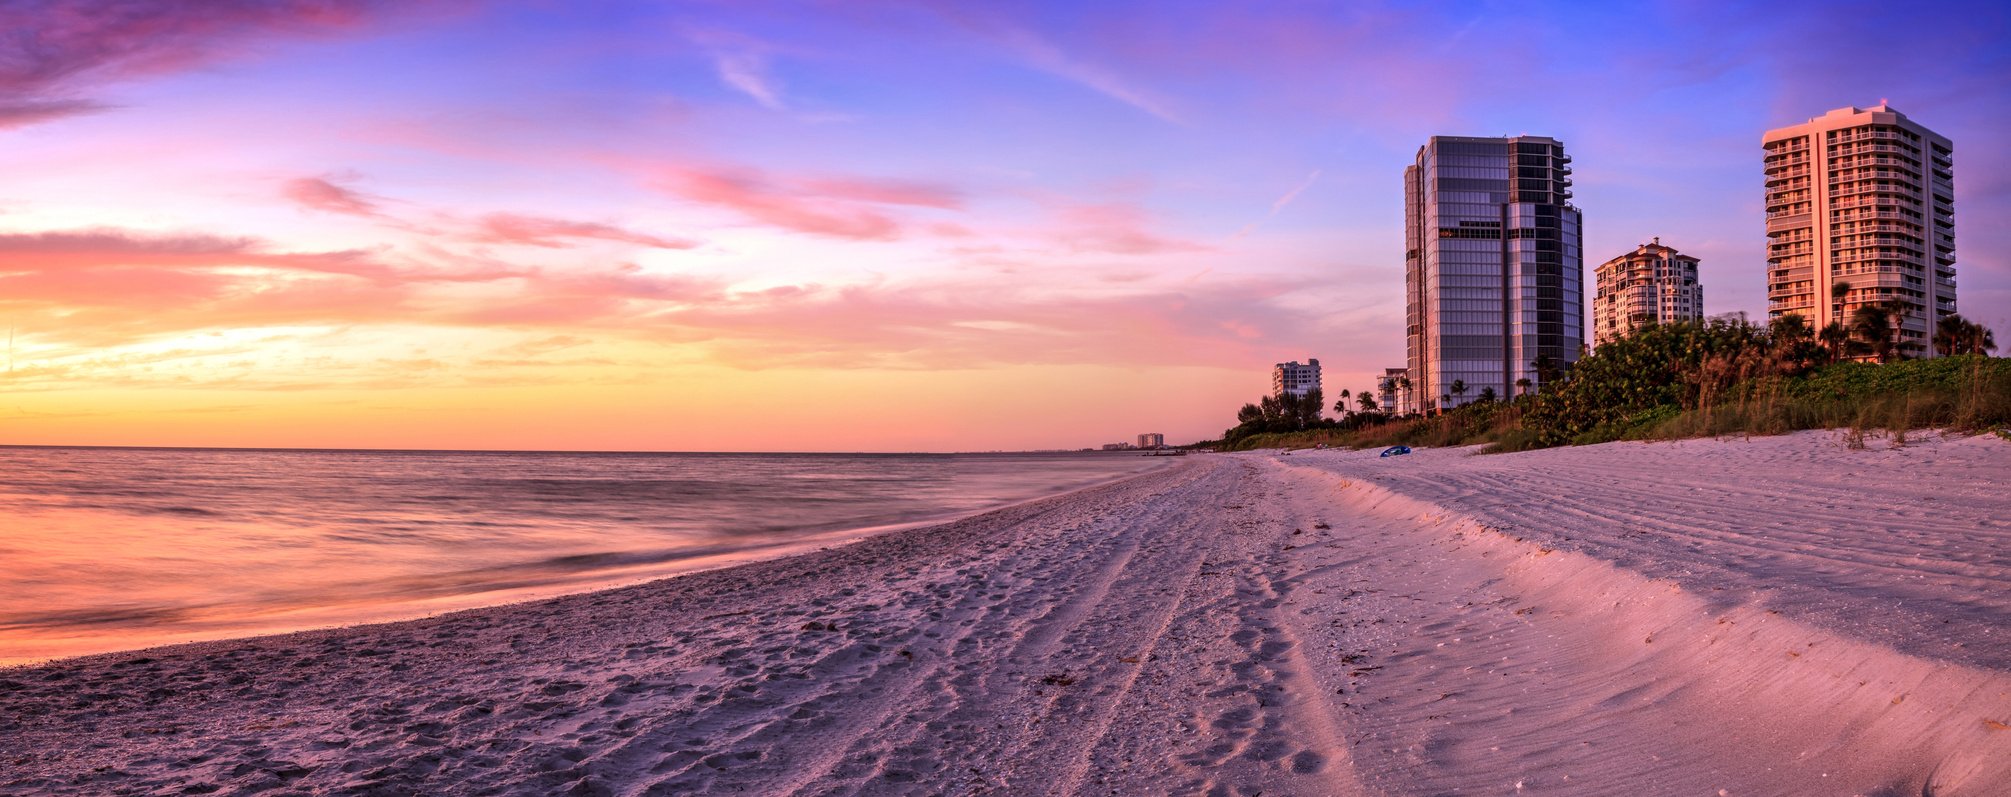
0;458;1174;669
3;431;2006;795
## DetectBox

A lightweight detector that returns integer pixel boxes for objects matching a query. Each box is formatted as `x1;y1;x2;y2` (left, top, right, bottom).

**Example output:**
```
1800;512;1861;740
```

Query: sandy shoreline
3;430;2007;795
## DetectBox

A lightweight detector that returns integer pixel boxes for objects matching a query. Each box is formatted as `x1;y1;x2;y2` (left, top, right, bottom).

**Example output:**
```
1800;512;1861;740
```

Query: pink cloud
0;224;731;344
0;1;450;129
472;213;699;250
282;176;383;217
0;265;234;308
658;168;906;240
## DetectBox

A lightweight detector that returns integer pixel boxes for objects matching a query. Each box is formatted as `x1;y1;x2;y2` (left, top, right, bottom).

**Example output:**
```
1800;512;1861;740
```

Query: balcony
1829;196;1918;211
1831;129;1911;144
1766;214;1812;233
1829;168;1919;182
1835;142;1916;154
1832;222;1921;236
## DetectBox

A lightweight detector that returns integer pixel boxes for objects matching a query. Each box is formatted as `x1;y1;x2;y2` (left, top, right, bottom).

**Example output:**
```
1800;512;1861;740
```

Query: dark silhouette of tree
1530;354;1563;387
1477;386;1498;403
1818;320;1851;363
1850;303;1898;363
1935;315;1998;356
1514;377;1532;396
1357;391;1377;412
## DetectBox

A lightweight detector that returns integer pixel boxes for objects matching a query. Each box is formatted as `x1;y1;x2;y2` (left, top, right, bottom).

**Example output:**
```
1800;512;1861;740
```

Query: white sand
3;430;2006;795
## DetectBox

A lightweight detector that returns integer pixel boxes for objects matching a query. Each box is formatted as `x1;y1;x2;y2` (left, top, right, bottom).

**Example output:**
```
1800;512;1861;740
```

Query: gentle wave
0;446;1168;664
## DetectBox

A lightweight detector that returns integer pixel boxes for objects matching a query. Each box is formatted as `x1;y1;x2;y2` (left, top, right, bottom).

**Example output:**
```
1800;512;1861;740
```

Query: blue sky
0;0;2005;449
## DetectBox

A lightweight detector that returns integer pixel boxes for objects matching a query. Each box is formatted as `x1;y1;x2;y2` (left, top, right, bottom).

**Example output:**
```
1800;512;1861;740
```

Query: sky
1;0;2007;452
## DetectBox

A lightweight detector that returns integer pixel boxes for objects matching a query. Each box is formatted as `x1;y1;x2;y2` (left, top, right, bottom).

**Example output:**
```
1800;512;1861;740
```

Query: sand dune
3;430;2006;795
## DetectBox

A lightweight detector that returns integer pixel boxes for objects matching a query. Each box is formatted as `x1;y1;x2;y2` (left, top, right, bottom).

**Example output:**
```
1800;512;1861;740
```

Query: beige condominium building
1763;102;1954;357
1591;238;1702;347
1272;359;1321;398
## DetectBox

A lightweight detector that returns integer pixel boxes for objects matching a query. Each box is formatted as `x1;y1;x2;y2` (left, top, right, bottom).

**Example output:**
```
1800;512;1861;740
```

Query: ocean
0;446;1169;665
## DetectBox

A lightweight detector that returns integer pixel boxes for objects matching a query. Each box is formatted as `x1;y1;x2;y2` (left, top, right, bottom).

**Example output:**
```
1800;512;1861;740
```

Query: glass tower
1403;136;1583;413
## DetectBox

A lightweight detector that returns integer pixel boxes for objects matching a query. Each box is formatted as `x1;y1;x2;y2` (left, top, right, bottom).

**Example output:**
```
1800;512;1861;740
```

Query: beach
3;430;2007;795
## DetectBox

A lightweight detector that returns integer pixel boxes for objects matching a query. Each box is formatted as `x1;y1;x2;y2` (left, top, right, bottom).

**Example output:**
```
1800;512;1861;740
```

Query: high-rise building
1404;136;1583;413
1136;433;1164;449
1592;238;1703;347
1271;359;1321;398
1763;103;1954;357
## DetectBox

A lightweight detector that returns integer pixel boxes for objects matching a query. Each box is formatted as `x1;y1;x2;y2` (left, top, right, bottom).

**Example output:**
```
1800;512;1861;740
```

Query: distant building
1136;433;1165;449
1378;367;1408;412
1592;238;1702;347
1100;442;1137;451
1763;102;1955;358
1272;359;1321;398
1405;135;1583;413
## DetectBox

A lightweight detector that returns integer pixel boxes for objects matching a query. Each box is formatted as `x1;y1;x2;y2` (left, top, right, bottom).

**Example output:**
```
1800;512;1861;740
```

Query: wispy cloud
922;5;1180;123
686;29;787;110
993;26;1181;124
1235;169;1322;238
713;49;783;109
0;0;443;130
0;98;108;129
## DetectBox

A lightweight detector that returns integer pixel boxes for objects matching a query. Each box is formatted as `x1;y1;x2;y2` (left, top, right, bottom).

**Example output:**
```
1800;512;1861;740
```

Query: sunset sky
2;0;2007;451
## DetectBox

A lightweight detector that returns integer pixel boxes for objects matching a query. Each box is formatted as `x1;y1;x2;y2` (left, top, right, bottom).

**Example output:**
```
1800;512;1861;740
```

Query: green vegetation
1196;316;2009;453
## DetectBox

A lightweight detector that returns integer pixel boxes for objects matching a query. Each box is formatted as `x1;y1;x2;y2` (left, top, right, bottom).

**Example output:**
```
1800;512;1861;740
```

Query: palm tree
1514;377;1532;396
1850;303;1896;363
1884;299;1918;358
1477;386;1498;403
1935;315;1999;356
1334;388;1352;417
1357;391;1378;413
1529;354;1562;387
1448;379;1467;408
1831;279;1852;317
1818;321;1850;363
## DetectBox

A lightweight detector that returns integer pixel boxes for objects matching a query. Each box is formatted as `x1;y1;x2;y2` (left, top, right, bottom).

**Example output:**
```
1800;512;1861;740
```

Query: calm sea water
0;446;1169;665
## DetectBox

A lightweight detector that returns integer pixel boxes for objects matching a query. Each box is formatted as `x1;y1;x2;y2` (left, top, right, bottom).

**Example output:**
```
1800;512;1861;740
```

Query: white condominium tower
1763;103;1954;357
1271;359;1321;399
1404;136;1583;413
1592;238;1702;347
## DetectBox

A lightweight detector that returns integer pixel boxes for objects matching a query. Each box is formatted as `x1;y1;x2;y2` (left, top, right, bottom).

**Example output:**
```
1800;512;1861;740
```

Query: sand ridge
2;430;2007;795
